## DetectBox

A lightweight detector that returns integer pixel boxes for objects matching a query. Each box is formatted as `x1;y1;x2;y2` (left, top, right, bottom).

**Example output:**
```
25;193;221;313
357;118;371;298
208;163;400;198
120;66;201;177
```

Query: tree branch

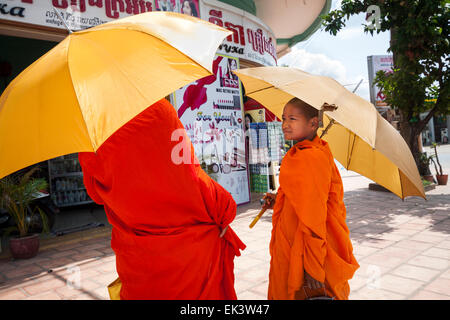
417;103;440;134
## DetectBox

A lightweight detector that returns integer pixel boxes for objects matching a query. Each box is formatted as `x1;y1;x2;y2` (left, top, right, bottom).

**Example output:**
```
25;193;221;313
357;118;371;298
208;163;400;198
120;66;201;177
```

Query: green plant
0;167;49;238
422;179;432;187
429;142;445;176
419;152;433;175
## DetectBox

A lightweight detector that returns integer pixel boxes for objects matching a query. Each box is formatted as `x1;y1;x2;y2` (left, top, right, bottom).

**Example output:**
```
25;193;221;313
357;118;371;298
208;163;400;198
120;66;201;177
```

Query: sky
278;0;392;102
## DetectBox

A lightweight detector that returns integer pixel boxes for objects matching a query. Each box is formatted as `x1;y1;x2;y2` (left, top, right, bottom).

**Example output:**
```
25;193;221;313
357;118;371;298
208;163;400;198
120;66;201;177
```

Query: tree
322;0;449;175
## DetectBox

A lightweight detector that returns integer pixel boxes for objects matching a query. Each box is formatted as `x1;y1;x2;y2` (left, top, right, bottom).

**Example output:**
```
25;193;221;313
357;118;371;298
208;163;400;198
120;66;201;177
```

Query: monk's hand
262;193;276;209
304;271;325;290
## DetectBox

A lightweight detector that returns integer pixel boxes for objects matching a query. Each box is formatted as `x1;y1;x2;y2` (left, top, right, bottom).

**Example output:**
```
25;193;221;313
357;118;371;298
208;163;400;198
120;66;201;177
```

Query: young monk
263;97;359;300
78;98;245;300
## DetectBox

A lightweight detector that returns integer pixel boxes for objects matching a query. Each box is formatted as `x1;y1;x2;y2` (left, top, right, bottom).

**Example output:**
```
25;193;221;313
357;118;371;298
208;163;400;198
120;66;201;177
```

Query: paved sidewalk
234;175;450;300
0;172;449;300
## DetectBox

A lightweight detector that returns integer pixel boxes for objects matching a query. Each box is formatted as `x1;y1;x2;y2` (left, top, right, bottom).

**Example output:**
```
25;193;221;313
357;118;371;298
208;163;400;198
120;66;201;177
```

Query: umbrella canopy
0;12;231;179
234;66;425;200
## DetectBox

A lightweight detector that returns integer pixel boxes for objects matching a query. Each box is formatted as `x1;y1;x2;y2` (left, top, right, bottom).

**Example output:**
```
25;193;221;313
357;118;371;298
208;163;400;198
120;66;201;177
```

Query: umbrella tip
53;7;73;34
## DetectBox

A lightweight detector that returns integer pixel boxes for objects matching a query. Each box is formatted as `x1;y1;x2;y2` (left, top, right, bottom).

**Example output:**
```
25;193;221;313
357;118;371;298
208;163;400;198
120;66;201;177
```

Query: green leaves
323;0;448;118
320;0;448;168
0;167;49;238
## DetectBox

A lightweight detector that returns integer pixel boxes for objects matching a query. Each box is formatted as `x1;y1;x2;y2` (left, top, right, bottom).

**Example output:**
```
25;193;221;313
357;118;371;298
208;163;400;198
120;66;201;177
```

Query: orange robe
78;99;245;300
268;135;359;300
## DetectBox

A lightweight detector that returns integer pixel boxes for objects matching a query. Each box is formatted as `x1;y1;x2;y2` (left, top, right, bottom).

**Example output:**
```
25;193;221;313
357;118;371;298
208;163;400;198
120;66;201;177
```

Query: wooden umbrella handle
249;207;268;229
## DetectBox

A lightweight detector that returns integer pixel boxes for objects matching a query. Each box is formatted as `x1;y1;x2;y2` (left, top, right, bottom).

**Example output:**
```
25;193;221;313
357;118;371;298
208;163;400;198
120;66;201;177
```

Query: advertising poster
244;109;265;131
172;54;250;205
155;0;200;17
367;55;394;109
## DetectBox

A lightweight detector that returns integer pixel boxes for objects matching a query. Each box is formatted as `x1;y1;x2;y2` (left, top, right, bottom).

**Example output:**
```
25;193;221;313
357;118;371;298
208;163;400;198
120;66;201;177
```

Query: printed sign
200;0;277;66
367;55;394;109
0;0;198;31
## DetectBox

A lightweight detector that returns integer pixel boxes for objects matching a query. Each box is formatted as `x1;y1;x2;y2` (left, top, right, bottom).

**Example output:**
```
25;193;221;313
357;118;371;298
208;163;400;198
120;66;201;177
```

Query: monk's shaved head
286;98;318;120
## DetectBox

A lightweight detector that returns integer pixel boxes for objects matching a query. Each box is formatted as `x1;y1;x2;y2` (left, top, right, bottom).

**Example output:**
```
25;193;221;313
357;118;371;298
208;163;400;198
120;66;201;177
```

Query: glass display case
48;153;93;207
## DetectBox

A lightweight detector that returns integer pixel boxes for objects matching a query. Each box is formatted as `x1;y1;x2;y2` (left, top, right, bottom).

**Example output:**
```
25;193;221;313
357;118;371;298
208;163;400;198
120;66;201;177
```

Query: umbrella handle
319;103;338;129
320;119;335;139
219;225;229;238
249;207;268;229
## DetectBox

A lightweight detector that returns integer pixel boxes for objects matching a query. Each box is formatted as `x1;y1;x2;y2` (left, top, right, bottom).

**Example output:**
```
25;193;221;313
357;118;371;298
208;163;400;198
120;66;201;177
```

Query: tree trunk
399;111;430;176
392;27;430;177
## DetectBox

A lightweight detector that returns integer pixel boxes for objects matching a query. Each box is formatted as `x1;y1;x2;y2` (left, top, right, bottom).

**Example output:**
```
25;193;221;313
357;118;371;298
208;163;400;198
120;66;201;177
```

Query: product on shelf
48;154;93;207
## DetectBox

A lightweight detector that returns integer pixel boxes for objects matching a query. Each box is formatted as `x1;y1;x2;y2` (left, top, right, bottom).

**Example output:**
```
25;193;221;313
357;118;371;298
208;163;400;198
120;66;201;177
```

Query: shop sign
0;0;199;31
200;0;277;66
172;54;250;205
0;3;25;18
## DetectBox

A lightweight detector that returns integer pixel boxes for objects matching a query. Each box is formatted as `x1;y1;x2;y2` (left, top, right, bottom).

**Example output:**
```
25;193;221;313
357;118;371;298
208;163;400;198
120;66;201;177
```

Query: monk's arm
281;149;332;283
194;165;237;228
78;152;104;205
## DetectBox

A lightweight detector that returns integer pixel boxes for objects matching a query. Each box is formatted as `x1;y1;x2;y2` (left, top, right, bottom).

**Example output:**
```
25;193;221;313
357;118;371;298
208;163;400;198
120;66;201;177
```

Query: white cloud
280;48;348;84
332;0;343;10
278;48;371;101
336;26;365;40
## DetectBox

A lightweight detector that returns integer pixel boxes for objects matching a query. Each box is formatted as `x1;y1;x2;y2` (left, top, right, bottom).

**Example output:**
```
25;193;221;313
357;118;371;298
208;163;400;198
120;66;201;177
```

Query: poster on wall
367;55;394;110
155;0;200;17
244;109;265;131
172;54;250;205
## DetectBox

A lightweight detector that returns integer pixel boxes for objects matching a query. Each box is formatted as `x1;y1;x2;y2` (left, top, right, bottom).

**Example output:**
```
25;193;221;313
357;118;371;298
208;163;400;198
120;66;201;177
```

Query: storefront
1;0;329;210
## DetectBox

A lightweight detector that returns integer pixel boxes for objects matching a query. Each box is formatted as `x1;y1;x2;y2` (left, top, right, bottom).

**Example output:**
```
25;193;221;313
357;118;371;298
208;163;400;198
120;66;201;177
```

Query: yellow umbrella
0;12;231;179
234;66;425;200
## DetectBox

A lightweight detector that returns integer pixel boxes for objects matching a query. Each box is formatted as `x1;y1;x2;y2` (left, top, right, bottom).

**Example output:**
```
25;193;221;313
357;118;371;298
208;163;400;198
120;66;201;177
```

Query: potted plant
0;167;49;259
419;152;434;183
429;142;448;185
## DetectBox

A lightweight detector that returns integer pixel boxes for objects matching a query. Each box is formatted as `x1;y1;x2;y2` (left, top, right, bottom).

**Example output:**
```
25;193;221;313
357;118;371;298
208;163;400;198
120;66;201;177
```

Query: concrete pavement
0;147;449;300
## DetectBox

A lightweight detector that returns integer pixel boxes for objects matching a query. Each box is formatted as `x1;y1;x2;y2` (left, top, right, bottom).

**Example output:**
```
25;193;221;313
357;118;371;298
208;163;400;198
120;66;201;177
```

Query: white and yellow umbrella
234;66;425;200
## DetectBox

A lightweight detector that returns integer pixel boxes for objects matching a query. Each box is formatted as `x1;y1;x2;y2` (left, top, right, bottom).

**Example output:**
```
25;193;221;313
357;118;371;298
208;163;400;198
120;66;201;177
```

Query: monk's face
282;103;318;141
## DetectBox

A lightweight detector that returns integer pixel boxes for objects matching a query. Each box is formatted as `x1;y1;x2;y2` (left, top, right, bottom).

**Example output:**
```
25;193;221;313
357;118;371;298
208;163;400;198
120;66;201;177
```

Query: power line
343;81;369;87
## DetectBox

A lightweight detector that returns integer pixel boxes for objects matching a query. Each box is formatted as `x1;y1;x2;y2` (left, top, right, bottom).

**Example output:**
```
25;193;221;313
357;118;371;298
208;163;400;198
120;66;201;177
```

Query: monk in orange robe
263;98;359;300
78;98;245;300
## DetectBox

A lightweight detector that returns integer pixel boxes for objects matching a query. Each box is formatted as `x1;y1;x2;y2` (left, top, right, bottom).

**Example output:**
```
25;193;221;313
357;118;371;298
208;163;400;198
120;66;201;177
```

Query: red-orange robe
78;99;245;300
268;135;359;300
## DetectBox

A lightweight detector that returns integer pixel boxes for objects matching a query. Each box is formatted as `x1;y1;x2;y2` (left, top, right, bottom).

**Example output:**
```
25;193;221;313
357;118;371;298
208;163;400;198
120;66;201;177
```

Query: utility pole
352;79;364;93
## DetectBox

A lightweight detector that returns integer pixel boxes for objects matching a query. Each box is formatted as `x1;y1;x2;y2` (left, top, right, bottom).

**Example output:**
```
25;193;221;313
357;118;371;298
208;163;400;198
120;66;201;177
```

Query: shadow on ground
248;187;449;243
344;188;449;245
